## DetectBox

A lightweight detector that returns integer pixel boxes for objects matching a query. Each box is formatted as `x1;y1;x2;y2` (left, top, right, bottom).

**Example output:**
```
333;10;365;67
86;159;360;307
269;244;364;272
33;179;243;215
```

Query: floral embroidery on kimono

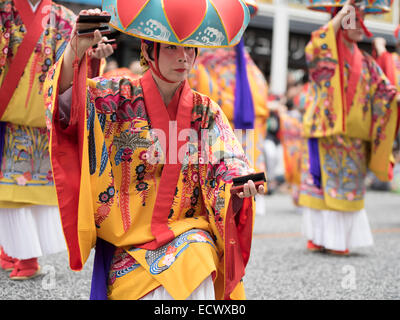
189;47;269;173
0;1;76;207
44;61;257;299
299;21;398;211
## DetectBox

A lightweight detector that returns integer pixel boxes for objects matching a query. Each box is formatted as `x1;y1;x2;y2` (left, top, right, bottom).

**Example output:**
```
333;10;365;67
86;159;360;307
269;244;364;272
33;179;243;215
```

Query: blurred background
58;0;399;96
57;0;400;194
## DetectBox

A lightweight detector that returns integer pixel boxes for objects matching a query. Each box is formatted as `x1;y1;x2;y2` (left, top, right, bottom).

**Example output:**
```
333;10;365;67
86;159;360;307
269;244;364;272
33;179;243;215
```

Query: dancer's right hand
332;0;355;33
70;8;113;60
59;8;113;93
372;37;387;56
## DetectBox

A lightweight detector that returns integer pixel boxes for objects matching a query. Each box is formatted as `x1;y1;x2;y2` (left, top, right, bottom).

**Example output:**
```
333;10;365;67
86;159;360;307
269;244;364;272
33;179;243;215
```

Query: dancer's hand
59;9;114;93
237;180;265;198
332;0;355;33
372;37;387;56
70;9;114;60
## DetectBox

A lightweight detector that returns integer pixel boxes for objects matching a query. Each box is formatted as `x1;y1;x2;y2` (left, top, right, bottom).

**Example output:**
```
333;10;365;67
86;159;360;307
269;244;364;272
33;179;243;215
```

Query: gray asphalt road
245;190;400;300
1;191;399;300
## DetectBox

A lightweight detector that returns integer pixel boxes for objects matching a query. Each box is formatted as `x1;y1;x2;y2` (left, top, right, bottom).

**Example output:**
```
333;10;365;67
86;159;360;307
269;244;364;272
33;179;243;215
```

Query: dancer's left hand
237;180;265;198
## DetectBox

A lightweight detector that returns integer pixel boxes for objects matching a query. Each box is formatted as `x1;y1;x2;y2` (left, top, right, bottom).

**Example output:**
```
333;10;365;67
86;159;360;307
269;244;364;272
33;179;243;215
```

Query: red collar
138;71;195;250
139;70;193;156
337;28;363;125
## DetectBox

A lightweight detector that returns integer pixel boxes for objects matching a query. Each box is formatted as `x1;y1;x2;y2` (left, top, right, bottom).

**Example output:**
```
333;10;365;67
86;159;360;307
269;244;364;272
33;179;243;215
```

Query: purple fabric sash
0;122;5;170
308;138;322;189
90;238;115;300
233;39;255;129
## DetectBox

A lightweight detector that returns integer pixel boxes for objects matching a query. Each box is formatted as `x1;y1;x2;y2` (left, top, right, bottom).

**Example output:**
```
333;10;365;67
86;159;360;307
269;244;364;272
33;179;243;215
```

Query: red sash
0;0;51;119
48;53;88;271
337;29;348;131
337;29;363;131
343;38;363;115
138;71;193;250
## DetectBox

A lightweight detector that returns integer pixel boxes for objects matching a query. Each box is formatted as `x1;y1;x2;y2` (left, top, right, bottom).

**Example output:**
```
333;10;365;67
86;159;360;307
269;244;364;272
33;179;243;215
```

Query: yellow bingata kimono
189;48;269;174
0;1;76;208
44;55;257;300
299;22;398;212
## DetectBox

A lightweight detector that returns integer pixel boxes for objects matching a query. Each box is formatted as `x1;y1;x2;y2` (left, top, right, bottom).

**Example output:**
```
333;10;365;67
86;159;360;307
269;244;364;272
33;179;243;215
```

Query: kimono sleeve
374;51;396;86
53;4;104;79
367;57;398;181
43;54;105;271
305;21;339;70
53;4;76;65
196;95;258;299
0;9;12;86
303;22;343;137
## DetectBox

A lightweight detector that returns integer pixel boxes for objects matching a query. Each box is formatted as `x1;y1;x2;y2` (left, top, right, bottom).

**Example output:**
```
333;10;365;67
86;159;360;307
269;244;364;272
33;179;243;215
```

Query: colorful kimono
44;54;257;300
0;0;76;208
280;83;311;204
280;109;303;203
189;47;269;174
374;50;400;137
299;21;398;212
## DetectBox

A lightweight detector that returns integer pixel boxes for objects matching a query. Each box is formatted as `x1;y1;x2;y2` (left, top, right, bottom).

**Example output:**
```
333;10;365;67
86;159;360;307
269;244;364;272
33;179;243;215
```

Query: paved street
245;190;400;300
1;190;399;300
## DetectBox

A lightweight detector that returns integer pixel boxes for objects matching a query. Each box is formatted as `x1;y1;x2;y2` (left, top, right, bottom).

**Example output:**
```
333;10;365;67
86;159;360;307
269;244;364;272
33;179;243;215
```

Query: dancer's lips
174;69;186;73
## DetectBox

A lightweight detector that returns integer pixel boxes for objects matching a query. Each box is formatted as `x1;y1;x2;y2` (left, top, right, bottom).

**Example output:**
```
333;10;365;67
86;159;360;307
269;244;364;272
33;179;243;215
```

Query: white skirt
140;275;215;300
301;207;374;251
0;206;67;260
255;194;267;216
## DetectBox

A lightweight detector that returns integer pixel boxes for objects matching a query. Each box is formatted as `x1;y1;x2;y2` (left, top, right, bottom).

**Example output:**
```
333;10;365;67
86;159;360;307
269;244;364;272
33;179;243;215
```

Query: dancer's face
157;44;196;83
142;42;196;83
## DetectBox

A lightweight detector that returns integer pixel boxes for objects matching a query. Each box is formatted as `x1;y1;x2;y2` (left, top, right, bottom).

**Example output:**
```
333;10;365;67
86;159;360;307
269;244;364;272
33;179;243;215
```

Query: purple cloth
233;39;255;129
308;138;322;189
90;238;116;300
0;122;5;169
